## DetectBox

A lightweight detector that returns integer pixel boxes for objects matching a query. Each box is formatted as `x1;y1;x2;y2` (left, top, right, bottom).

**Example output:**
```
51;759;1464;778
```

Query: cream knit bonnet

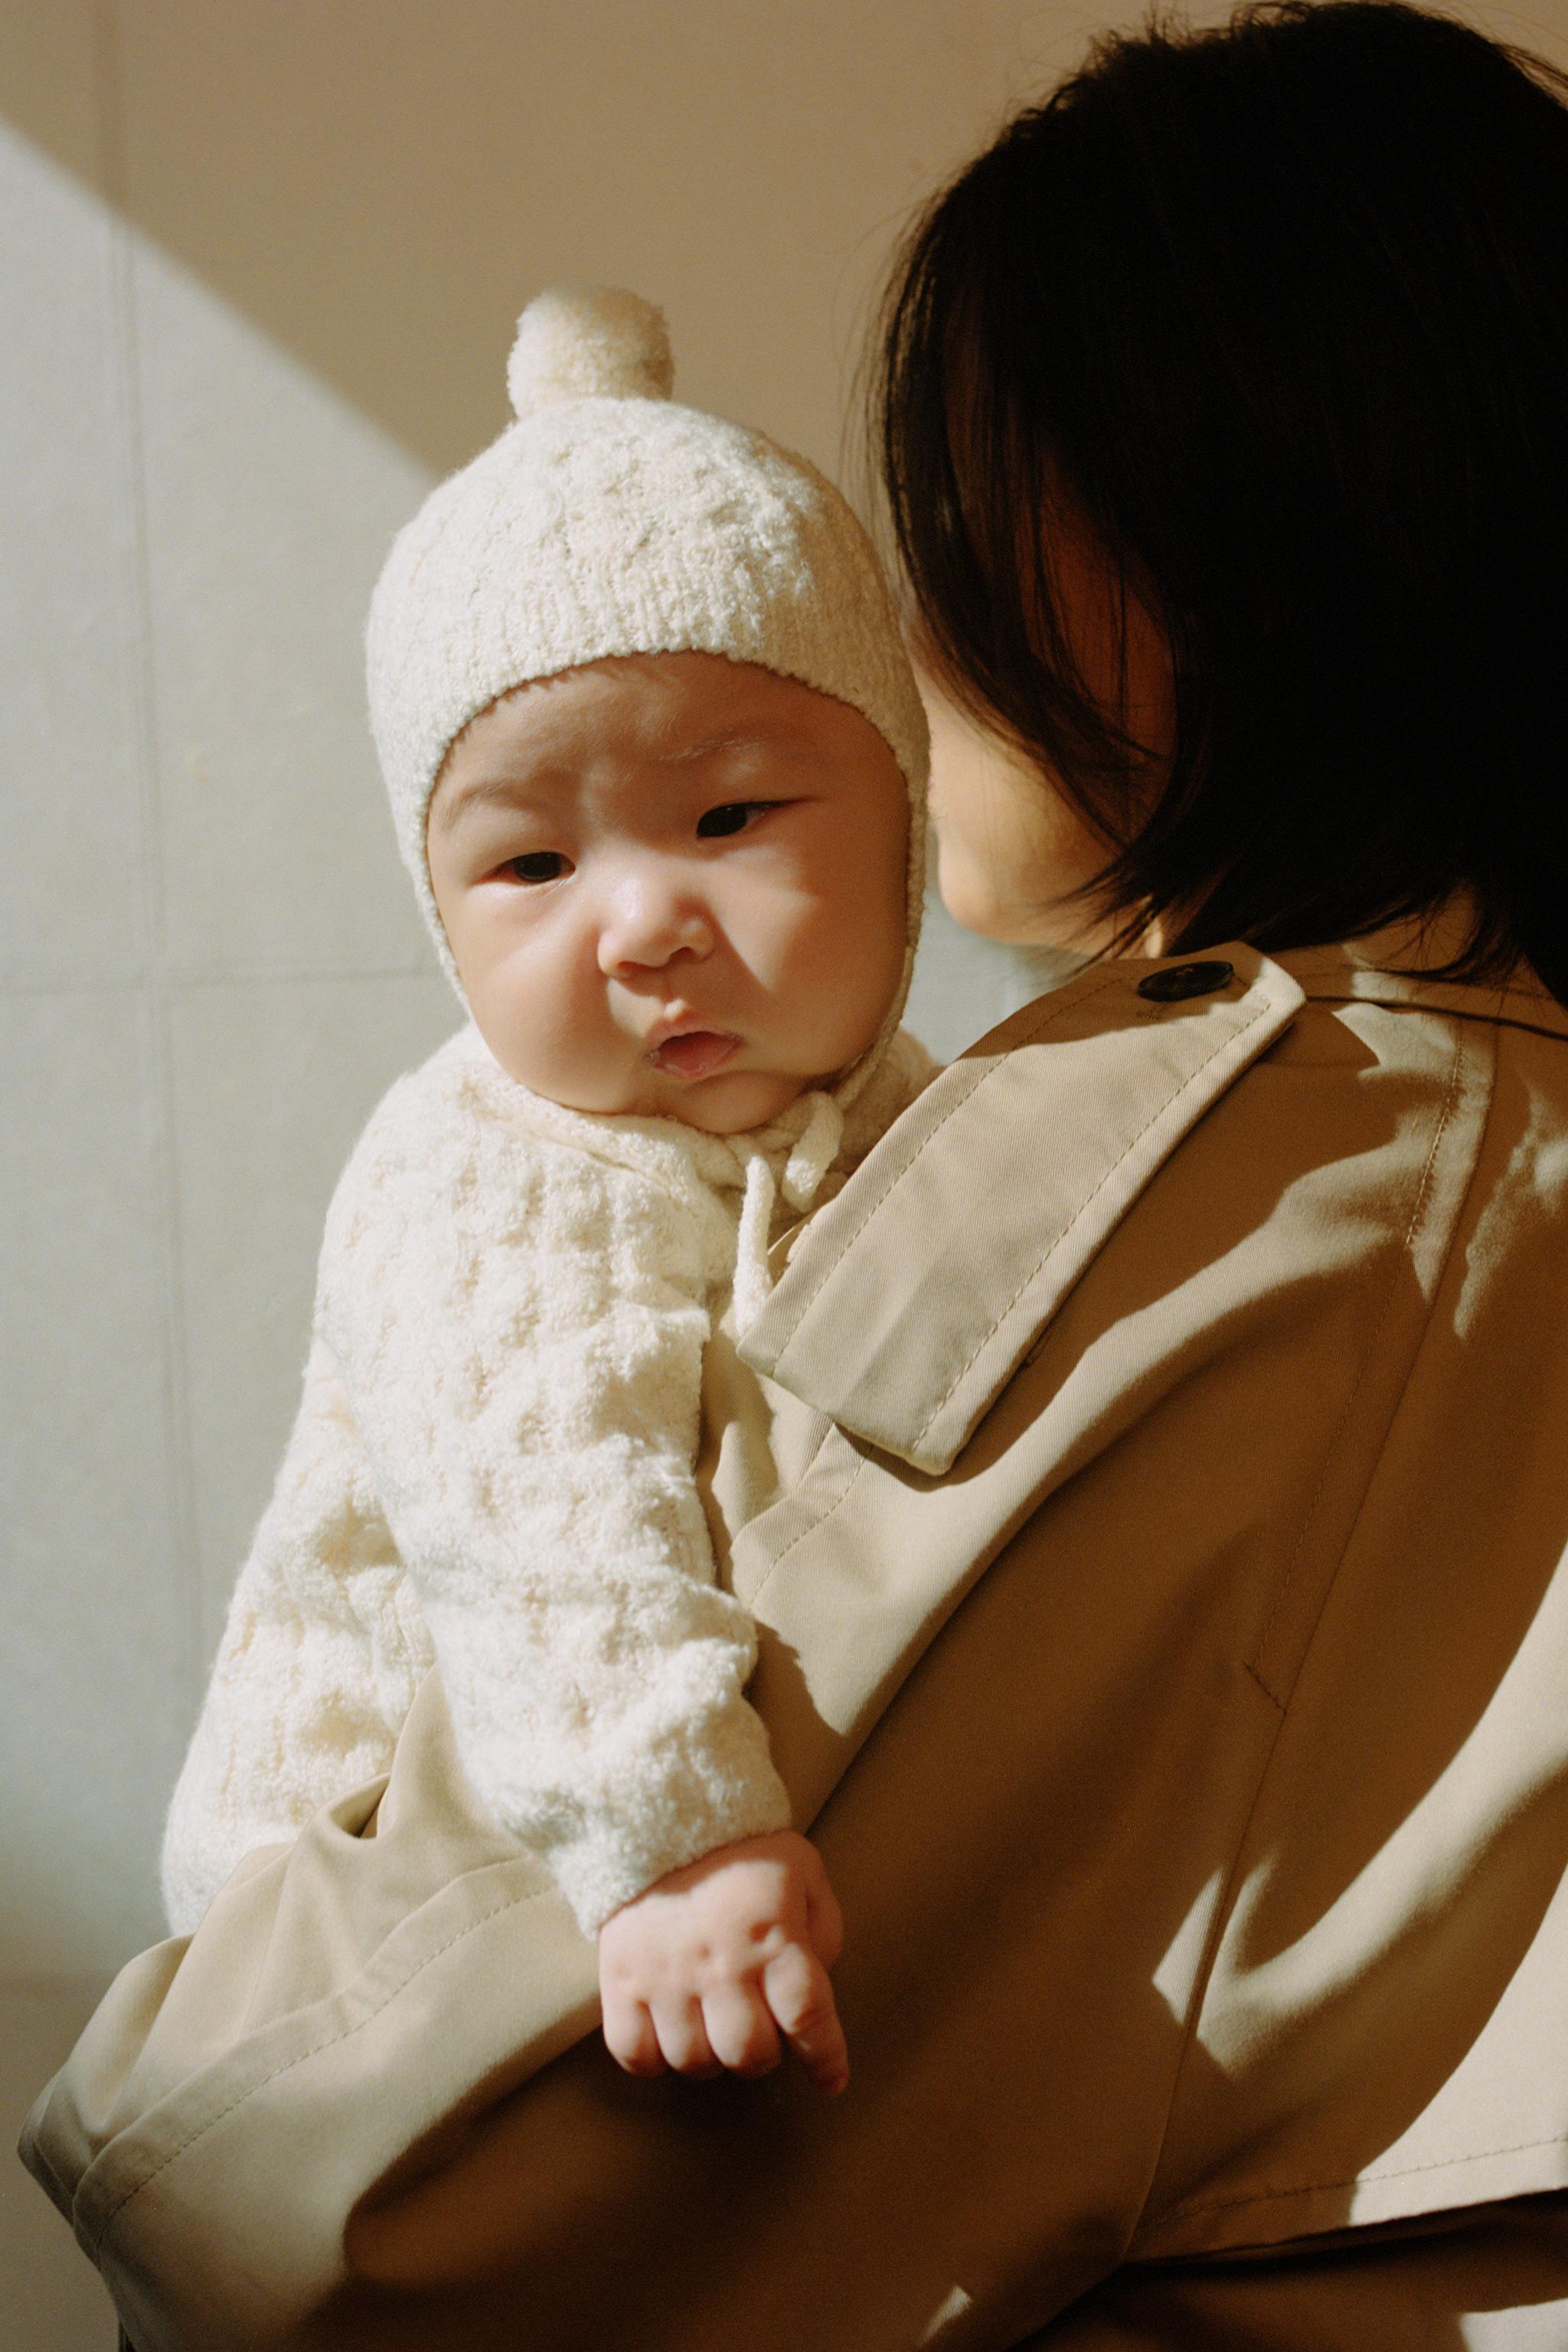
366;286;929;1118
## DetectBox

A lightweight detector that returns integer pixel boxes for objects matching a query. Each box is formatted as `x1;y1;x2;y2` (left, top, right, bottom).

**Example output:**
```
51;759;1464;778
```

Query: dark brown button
1136;958;1236;1003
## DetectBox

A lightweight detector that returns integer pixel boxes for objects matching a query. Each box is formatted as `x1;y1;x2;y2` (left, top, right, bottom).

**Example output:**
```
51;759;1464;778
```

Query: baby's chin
521;1063;828;1135
636;1064;820;1135
474;1021;857;1133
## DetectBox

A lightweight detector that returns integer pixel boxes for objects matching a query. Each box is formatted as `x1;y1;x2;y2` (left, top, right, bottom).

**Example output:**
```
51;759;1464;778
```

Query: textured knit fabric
365;284;929;1080
160;1022;936;1940
162;286;936;1943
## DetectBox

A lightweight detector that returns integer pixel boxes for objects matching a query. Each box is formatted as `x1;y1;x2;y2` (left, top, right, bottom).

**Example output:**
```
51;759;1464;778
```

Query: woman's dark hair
876;0;1568;1000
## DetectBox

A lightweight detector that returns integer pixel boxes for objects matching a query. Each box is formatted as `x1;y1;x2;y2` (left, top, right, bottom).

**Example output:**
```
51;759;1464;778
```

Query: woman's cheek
928;802;1008;937
931;741;1119;948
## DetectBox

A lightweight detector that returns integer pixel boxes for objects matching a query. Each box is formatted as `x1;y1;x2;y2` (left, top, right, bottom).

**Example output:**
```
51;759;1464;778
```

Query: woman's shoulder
742;928;1568;1476
1259;927;1568;1180
1267;893;1568;1044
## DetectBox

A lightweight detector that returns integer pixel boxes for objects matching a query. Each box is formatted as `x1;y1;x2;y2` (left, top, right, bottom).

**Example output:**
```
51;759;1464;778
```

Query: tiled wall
0;93;456;2344
0;5;1100;2337
15;0;1566;2337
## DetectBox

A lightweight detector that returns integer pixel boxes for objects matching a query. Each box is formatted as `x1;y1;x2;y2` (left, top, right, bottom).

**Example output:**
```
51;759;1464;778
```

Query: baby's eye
696;801;779;839
506;851;570;884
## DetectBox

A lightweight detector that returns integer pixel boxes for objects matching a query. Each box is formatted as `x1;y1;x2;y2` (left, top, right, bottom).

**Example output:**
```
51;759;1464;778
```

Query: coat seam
744;1444;871;1622
1245;1021;1473;1704
1157;2128;1568;2224
1114;1677;1300;2272
1285;977;1563;1045
1124;1017;1495;2264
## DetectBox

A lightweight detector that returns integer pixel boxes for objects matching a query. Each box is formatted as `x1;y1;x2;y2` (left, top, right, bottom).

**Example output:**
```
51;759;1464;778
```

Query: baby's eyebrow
434;728;808;831
433;774;552;833
666;729;809;767
655;730;767;766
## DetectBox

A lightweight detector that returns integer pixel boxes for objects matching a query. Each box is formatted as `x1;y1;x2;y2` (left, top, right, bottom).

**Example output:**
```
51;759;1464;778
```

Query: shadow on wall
0;0;1106;482
8;0;1560;488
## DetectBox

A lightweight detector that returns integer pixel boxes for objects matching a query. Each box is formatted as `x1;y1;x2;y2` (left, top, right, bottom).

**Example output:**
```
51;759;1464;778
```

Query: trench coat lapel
740;944;1305;1475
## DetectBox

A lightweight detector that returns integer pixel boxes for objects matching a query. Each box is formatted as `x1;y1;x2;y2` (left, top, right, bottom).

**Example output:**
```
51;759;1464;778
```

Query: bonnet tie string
782;1089;844;1213
730;1089;844;1331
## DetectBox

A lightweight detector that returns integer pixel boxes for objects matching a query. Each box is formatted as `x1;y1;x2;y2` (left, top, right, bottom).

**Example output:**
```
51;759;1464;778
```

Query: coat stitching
771;974;1129;1374
914;997;1277;1453
1125;1021;1488;2263
745;1445;871;1622
1158;2128;1568;2223
1246;1024;1472;1702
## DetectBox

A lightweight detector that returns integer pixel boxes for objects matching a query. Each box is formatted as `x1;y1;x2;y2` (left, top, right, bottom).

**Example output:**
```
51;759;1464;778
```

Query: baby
160;287;934;2096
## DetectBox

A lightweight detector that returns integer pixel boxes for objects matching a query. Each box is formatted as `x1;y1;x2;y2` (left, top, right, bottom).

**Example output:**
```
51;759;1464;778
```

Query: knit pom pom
506;286;675;420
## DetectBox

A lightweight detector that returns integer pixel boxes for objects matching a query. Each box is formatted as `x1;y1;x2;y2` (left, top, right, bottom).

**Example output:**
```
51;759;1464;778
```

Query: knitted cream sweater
160;1020;935;1941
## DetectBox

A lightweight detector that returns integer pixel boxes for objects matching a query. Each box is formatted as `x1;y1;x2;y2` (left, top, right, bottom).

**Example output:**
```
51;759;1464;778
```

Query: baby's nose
596;874;715;974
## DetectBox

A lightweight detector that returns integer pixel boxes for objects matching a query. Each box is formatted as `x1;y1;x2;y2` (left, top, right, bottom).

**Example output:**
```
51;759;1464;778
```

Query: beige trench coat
21;898;1568;2349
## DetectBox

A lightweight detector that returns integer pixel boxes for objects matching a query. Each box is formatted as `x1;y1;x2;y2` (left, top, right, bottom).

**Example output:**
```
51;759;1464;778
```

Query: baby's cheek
470;941;606;1099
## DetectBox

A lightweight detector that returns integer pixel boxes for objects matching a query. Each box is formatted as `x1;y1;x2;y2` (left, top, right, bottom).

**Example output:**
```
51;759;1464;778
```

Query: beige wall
4;1;1566;2341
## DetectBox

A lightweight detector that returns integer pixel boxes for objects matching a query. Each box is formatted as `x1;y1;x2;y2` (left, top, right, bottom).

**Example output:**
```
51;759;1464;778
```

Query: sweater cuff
545;1713;795;1939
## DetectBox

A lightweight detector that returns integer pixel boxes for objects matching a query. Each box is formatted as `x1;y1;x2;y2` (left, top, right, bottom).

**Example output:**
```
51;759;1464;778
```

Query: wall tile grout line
92;0;206;1713
0;964;441;998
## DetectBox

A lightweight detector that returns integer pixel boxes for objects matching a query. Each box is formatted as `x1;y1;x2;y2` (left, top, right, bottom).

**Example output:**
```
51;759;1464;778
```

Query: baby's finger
762;1940;850;2095
600;1991;664;2078
650;1994;722;2079
702;1979;783;2078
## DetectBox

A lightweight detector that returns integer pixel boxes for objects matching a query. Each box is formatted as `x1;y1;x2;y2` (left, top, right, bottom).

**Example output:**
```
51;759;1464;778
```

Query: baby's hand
597;1828;848;2095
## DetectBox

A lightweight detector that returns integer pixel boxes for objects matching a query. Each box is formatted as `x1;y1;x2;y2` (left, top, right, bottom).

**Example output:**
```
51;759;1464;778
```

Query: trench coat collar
739;941;1301;1475
738;903;1563;1475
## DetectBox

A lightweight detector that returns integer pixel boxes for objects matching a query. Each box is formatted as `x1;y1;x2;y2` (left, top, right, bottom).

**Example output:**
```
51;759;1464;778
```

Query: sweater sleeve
315;1067;792;1937
158;1333;435;1939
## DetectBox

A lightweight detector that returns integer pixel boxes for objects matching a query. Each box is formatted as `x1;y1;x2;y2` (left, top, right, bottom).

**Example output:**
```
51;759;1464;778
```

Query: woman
24;4;1568;2343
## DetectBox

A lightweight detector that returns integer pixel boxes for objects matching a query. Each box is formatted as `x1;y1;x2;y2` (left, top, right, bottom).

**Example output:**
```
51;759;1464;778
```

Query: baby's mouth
645;1030;741;1080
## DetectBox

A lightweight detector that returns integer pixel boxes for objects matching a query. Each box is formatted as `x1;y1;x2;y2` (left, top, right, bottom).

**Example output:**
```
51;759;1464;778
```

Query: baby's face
426;652;910;1134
